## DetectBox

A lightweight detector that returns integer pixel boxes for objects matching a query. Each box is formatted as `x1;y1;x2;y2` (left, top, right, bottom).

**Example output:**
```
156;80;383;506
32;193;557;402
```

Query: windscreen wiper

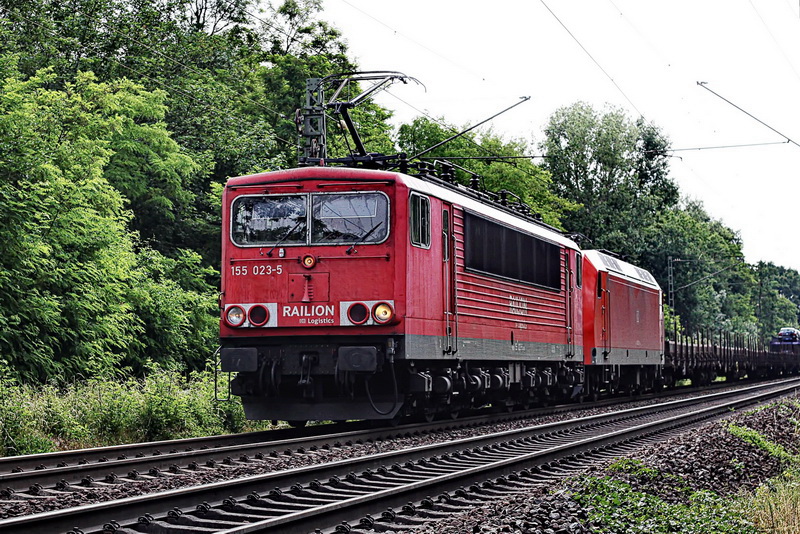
266;220;304;257
346;221;383;255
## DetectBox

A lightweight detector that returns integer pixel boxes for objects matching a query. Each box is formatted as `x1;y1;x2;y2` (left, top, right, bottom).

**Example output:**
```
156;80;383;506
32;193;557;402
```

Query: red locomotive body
220;165;590;422
581;250;664;395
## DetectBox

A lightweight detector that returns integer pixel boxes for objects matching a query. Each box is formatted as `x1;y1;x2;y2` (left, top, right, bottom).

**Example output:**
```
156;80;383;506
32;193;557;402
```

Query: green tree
0;66;142;380
257;0;397;164
0;61;217;381
641;200;755;335
0;0;281;264
1;0;393;265
125;248;218;372
753;262;800;340
541;102;679;259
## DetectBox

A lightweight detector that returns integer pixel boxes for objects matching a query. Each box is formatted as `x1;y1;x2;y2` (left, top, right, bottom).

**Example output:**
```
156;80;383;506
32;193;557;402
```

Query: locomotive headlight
372;302;395;324
225;305;246;327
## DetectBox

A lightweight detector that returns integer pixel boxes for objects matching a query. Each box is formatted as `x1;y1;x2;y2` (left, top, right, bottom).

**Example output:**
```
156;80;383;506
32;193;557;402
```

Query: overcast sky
319;0;800;271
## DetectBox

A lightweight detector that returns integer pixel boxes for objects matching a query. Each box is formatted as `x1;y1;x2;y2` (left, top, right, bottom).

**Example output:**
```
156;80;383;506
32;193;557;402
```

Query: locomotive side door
598;271;611;358
442;205;458;354
565;251;574;358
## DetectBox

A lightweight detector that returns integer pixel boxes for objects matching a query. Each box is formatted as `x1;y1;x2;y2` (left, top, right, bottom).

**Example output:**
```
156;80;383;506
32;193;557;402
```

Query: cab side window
410;193;431;248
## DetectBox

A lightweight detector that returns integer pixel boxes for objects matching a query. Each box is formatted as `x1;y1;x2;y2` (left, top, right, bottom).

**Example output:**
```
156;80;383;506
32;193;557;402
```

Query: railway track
0;379;761;500
0;405;585;498
1;378;796;534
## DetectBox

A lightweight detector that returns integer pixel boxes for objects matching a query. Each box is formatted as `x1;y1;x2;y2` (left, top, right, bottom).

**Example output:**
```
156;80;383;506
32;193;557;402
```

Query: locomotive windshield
312;193;388;244
231;195;307;246
231;192;389;246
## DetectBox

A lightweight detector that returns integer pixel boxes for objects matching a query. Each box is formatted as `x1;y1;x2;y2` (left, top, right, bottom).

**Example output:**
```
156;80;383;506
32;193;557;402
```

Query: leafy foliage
0;0;798;386
541;101;679;253
753;261;800;339
0;0;374;382
748;468;800;533
640;200;754;332
0;67;141;380
0;62;217;382
727;423;798;464
540;101;797;339
571;465;756;533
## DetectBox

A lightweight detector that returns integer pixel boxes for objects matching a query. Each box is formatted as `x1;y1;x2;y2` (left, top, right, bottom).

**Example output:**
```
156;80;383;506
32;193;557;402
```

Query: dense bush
0;370;269;456
0;61;220;383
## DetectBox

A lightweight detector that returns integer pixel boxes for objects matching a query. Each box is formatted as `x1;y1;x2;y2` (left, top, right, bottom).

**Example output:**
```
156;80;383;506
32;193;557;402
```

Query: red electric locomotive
219;161;671;422
581;250;664;397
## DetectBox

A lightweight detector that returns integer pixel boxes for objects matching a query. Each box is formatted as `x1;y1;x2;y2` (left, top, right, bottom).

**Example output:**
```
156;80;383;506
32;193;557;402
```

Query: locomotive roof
583;250;661;290
226;166;579;250
396;172;579;249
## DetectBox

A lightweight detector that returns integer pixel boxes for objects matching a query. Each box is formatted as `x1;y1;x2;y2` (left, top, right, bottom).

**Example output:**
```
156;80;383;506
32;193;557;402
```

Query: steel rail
1;378;796;534
1;378;756;494
0;375;770;477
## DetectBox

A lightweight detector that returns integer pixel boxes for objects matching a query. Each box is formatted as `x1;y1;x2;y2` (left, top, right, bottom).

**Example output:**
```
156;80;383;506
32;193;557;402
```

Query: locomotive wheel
424;412;436;423
449;410;460;420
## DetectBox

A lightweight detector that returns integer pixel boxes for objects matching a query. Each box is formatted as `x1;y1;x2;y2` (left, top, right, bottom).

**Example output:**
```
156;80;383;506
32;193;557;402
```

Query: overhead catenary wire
384;90;542;171
336;0;487;82
540;0;643;117
410;96;531;160
421;140;792;160
324;2;553;170
697;82;800;149
669;140;791;152
747;0;800;85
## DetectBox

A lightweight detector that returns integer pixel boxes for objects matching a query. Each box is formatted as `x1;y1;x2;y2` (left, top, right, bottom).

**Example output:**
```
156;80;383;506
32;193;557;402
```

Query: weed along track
0;379;796;534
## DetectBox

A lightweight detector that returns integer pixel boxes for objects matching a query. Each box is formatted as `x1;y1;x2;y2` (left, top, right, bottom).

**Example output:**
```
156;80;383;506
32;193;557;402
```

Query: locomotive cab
220;167;413;421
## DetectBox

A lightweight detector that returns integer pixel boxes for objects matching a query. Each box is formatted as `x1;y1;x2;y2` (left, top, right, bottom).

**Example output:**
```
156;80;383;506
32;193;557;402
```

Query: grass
5;373;800;534
749;470;800;533
0;369;273;456
567;399;800;533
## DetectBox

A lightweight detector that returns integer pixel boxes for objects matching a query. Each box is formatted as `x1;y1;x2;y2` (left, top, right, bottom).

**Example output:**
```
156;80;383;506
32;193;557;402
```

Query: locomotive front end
219;167;404;422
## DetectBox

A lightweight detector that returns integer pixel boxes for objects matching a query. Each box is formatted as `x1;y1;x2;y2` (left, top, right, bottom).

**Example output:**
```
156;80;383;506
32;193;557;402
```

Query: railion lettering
282;304;335;318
